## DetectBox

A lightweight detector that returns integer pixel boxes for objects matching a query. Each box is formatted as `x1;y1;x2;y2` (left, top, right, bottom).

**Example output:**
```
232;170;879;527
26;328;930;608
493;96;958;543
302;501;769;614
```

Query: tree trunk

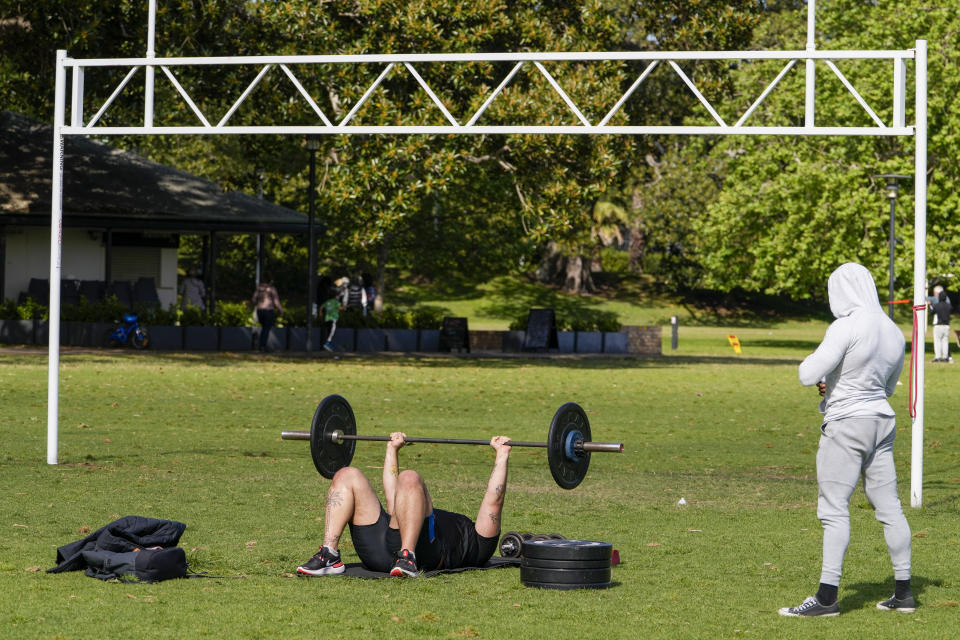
536;241;596;294
628;226;646;273
374;240;388;313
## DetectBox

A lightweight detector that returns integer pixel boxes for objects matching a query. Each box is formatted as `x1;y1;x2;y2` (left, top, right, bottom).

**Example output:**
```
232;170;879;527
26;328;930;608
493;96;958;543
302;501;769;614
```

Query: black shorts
348;507;400;573
348;508;498;572
420;509;498;571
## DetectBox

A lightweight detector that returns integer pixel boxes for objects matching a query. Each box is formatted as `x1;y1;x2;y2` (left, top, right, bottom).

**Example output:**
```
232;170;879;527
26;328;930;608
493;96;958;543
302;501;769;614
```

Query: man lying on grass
297;433;512;578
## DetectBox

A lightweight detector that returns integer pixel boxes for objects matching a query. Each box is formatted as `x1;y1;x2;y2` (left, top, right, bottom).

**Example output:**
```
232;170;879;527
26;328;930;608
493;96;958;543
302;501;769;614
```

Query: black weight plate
547;533;566;540
521;579;612;591
310;395;357;478
521;566;612;584
521;557;611;570
547;403;591;489
521;539;612;562
499;532;524;558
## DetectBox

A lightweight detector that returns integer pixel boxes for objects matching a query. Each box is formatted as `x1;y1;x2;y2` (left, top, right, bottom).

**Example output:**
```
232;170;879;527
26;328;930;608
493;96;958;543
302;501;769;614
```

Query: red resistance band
908;304;927;418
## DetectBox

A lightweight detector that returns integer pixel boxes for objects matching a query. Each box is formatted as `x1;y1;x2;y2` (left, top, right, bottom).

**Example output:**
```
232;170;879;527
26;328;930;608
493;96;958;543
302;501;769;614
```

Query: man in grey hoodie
779;263;914;617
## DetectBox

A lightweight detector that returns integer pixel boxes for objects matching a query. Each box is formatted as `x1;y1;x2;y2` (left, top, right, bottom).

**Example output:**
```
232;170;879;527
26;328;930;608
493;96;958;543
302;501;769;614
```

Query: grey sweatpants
816;416;911;586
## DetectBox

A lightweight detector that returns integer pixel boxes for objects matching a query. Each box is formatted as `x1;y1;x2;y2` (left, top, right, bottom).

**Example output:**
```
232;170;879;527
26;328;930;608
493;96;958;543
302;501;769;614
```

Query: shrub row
0;298;449;330
508;309;621;333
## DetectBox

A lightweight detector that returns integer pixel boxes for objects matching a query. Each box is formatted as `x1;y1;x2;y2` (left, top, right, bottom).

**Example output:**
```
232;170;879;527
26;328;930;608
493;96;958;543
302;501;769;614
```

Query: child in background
320;286;341;352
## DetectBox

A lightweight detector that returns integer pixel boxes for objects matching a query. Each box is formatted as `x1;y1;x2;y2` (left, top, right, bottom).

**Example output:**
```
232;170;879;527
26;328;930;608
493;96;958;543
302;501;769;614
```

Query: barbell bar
281;394;624;489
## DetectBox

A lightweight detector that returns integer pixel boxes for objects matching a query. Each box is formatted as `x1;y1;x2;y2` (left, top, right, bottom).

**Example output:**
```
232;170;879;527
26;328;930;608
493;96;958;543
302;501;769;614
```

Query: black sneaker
296;547;345;576
778;596;840;617
390;548;419;577
877;594;916;612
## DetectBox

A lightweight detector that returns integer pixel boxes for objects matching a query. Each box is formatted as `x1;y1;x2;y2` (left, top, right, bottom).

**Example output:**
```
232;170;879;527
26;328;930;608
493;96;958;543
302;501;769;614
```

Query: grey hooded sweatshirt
798;263;905;423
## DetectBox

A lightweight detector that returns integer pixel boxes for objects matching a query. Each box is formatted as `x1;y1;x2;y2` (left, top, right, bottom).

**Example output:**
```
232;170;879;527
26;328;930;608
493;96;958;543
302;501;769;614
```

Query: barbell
281;394;623;489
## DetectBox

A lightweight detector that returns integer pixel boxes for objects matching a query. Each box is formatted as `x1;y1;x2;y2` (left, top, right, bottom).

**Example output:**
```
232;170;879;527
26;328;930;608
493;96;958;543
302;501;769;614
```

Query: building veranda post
44;1;929;505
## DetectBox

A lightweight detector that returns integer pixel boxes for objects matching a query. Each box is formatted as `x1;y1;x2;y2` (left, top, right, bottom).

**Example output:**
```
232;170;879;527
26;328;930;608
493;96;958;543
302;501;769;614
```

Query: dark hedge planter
60;321;82;346
331;328;354;352
265;327;287;352
0;319;34;344
418;329;440;352
35;320;48;345
287;327;321;351
603;332;628;354
69;321;111;347
148;325;183;350
220;326;254;351
575;331;603;353
385;329;418;352
503;330;525;352
557;331;575;353
355;328;386;352
183;326;218;351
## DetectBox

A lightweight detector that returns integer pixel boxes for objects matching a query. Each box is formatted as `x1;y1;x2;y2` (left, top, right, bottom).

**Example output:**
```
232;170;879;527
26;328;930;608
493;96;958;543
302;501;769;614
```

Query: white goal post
46;1;929;506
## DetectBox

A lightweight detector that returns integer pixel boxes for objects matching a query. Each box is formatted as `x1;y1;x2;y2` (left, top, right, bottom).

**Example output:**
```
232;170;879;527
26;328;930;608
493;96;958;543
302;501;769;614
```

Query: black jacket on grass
47;515;187;580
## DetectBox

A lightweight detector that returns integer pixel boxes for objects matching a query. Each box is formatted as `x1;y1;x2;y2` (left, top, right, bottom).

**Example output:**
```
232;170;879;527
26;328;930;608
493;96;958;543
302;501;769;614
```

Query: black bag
135;547;188;582
81;547;188;583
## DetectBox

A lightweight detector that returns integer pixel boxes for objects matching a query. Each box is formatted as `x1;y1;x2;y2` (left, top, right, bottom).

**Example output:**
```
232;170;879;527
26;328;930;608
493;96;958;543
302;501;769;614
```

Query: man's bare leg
392;469;433;552
321;466;383;553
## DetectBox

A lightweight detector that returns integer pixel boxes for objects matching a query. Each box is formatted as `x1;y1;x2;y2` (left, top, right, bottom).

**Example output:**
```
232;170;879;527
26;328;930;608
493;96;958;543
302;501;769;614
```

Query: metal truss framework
63;49;915;137
47;3;930;507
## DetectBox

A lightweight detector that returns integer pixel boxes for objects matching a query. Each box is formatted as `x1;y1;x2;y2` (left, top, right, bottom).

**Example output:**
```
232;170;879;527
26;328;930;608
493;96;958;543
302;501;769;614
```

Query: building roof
0;110;308;233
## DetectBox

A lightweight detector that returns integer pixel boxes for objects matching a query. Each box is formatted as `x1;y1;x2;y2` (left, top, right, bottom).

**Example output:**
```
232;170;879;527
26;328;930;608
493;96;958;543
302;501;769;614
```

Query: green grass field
3;325;959;639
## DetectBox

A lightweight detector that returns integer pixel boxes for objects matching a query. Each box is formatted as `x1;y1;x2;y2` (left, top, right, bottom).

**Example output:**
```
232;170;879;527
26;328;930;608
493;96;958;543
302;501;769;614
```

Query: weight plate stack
520;539;613;590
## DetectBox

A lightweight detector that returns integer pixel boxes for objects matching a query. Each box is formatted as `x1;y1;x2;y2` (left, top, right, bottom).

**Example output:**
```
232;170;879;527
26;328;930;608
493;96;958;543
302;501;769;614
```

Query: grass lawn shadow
839;575;942;612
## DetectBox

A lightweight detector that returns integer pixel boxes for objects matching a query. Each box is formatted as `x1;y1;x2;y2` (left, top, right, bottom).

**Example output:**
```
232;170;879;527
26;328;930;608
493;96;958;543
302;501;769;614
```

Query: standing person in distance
252;276;283;353
930;289;953;363
178;267;206;312
345;274;367;314
779;262;913;617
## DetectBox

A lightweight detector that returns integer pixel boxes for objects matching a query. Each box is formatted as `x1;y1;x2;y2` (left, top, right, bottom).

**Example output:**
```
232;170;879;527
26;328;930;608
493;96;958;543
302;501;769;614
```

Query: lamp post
873;173;910;319
306;137;319;353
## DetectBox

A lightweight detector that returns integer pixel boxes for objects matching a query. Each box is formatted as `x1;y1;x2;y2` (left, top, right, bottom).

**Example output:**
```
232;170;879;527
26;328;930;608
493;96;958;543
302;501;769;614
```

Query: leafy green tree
0;0;765;299
662;0;955;300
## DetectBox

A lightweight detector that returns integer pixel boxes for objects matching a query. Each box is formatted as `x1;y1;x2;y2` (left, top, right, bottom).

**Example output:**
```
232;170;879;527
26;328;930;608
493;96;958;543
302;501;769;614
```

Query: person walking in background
252;277;283;352
931;289;953;363
320;285;341;352
335;277;350;309
345;274;367;314
179;268;206;312
780;262;913;617
362;271;376;315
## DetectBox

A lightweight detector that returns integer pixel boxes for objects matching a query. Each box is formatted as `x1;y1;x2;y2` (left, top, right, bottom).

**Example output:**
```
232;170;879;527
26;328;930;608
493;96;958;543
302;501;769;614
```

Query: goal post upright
45;0;929;506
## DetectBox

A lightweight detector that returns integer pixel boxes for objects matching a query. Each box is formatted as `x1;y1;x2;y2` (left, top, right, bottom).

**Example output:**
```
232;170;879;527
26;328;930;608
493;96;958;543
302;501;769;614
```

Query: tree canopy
4;1;945;303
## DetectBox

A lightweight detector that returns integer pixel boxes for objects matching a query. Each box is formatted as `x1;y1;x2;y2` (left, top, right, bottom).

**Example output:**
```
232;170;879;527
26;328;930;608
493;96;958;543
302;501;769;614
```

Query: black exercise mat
339;555;520;579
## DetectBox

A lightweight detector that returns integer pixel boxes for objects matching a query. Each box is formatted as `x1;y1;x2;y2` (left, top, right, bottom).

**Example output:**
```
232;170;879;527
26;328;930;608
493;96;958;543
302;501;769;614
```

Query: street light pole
873;173;910;319
306;137;319;353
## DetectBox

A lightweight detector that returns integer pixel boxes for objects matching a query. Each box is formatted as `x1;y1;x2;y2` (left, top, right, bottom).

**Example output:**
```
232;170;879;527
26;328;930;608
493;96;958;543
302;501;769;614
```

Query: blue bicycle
105;313;150;349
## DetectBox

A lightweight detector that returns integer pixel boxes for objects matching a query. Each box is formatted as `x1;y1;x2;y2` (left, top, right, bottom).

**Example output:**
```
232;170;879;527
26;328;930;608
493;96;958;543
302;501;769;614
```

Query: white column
910;40;928;508
47;50;67;465
805;0;816;128
144;0;157;127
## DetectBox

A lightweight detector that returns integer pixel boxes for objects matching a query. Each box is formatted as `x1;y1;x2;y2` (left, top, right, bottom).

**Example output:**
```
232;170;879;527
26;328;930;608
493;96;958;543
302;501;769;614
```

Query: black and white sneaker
778;596;840;617
296;547;345;576
877;594;916;612
390;548;419;577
